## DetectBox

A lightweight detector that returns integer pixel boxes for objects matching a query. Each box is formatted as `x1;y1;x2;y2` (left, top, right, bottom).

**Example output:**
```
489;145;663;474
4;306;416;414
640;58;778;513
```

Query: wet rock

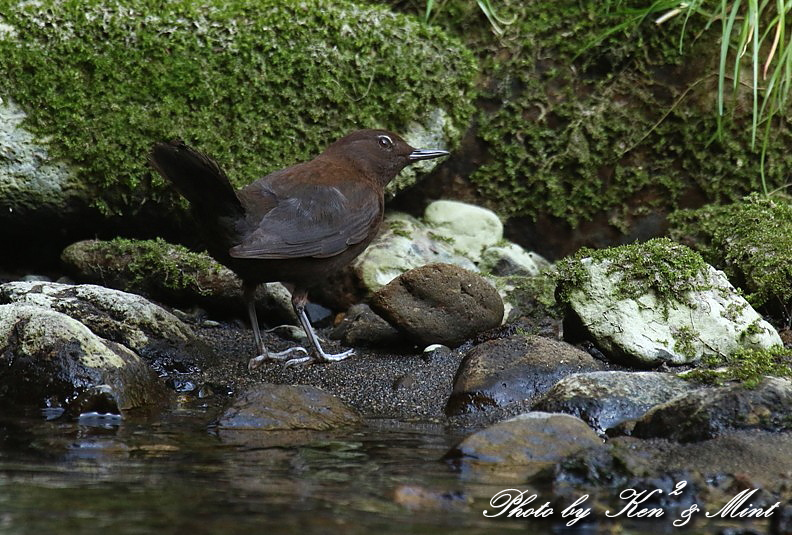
370;263;503;347
61;238;295;322
557;430;792;495
633;377;792;442
446;335;606;417
329;303;404;348
557;239;781;367
444;412;601;481
0;281;210;369
422;200;503;262
218;384;360;431
533;371;694;434
0;303;169;413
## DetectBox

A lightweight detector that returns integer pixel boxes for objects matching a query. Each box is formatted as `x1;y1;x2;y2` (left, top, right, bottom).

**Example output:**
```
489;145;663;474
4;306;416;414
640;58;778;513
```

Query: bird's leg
244;282;307;371
286;288;355;366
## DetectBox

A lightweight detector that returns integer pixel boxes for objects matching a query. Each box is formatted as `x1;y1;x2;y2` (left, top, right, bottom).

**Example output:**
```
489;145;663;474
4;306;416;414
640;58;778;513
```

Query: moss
555;237;710;307
672;325;698;359
684;346;792;388
75;237;222;295
387;219;413;239
669;193;792;320
390;1;792;226
0;0;476;215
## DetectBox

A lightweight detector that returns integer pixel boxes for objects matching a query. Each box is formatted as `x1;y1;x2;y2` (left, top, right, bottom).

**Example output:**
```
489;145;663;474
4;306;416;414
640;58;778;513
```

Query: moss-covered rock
391;1;792;228
61;238;295;321
555;238;782;366
0;0;475;217
668;193;792;319
683;346;792;388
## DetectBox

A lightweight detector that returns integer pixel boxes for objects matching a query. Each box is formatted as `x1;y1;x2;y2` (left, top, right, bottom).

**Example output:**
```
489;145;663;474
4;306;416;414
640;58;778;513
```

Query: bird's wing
229;172;381;260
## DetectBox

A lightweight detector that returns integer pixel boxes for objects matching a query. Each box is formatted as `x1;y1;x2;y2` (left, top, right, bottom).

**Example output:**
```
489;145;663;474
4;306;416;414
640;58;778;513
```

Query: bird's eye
377;135;394;150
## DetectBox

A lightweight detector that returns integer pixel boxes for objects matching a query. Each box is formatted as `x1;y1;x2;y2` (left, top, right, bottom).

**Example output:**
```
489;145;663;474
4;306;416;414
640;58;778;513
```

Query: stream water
0;404;770;535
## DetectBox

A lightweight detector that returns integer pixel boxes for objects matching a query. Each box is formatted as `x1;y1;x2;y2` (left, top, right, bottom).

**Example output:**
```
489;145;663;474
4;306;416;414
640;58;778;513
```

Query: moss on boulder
0;0;476;215
669;193;792;317
394;1;792;226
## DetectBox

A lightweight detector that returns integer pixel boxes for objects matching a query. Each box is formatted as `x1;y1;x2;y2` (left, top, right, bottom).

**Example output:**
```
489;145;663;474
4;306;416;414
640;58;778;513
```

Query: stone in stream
0;302;169;415
446;335;606;417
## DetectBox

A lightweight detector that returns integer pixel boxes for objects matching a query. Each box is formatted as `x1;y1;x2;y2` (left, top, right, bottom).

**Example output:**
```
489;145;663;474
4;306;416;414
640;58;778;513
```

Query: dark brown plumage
149;129;448;368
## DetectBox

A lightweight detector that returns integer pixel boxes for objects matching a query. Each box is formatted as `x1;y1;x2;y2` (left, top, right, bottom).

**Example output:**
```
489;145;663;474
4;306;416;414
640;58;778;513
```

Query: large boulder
0;302;169;414
556;238;781;367
0;0;475;255
0;281;209;367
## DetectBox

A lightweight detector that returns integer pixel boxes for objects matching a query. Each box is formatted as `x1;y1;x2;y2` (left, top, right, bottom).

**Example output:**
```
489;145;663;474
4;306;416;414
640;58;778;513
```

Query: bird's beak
408;148;450;162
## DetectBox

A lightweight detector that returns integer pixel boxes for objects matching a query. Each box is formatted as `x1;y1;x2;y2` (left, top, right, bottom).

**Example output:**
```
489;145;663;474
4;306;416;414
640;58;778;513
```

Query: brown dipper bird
150;130;448;369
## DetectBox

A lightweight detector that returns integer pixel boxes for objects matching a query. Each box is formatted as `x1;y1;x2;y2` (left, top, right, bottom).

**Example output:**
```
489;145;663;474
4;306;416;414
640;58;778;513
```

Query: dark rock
533;371;694;434
444;412;602;481
329;303;404;348
0;303;169;414
370;263;503;347
218;384;360;431
446;335;606;417
633;377;792;441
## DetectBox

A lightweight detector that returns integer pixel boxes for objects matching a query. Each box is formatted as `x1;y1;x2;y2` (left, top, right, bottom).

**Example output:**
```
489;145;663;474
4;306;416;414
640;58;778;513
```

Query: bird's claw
247;346;309;371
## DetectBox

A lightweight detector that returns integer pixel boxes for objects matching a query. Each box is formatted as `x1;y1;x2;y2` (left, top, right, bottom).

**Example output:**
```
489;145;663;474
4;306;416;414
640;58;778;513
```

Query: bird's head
322;129;449;186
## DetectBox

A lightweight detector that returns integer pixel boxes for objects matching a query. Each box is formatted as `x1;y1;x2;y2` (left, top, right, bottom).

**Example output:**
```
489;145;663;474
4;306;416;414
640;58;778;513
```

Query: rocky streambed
1;199;791;534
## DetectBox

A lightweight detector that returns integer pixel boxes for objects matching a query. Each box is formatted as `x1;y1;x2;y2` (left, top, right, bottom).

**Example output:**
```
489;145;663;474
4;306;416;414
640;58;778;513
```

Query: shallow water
0;405;771;535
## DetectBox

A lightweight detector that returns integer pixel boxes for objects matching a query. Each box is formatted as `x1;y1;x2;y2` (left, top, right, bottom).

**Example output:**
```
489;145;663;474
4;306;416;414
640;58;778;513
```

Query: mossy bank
0;0;476;218
392;1;792;228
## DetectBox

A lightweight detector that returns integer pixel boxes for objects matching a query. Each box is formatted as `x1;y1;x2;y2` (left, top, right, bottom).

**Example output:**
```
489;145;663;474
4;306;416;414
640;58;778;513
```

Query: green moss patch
0;0;475;214
669;193;792;317
684;346;792;388
394;1;792;225
61;237;225;296
555;237;710;306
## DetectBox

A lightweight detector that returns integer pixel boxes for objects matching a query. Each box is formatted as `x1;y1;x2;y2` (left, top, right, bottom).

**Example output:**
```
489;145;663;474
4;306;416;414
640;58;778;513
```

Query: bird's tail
149;141;245;238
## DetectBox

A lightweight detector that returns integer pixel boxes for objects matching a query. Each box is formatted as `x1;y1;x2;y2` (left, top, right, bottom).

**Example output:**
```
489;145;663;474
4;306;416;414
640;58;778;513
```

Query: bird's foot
290;347;355;367
247;346;309;371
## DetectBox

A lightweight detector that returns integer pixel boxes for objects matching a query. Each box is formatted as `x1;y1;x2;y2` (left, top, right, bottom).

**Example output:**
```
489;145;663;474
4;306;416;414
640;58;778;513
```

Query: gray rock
446;335;606;417
480;243;550;276
633;377;792;442
532;371;694;434
423;200;503;262
329;303;403;348
0;281;209;365
444;412;602;481
0;98;86;224
0;303;168;413
61;239;296;322
218;384;360;431
561;244;781;366
370;263;503;347
385;109;454;198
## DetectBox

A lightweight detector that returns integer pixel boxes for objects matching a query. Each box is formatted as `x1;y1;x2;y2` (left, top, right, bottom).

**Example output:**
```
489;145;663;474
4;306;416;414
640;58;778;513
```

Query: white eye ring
377;135;394;150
